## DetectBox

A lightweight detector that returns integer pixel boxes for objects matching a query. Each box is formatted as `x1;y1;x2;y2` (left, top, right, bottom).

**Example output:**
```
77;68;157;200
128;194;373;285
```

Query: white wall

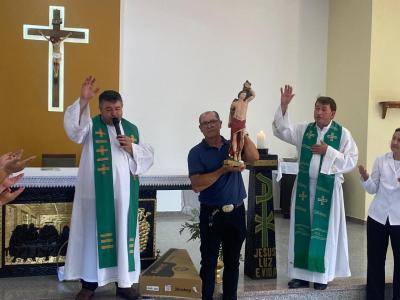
326;0;372;219
120;0;329;210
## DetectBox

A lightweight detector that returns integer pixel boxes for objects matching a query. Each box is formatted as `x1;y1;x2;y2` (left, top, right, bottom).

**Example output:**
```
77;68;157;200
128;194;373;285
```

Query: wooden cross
326;132;337;142
318;196;328;206
23;6;89;112
299;191;307;201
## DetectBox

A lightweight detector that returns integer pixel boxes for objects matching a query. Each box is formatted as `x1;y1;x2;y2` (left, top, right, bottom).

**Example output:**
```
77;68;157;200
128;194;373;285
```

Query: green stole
294;121;342;273
92;115;139;271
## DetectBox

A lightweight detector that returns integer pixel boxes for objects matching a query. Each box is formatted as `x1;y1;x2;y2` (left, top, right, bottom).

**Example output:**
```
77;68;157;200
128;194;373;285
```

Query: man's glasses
200;119;220;127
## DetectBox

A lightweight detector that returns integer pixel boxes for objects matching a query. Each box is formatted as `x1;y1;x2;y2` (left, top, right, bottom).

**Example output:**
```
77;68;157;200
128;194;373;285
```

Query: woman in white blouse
359;128;400;300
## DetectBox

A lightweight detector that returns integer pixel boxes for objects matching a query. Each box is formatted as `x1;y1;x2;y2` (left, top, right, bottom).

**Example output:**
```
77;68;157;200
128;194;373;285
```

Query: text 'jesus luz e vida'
253;247;277;278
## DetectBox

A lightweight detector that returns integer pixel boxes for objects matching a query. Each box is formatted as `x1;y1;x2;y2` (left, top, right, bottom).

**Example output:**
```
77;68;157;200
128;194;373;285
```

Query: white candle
256;130;266;149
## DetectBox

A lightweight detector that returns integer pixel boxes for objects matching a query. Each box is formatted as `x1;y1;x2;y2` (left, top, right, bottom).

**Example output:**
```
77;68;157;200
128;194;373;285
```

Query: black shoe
75;288;94;300
288;279;309;289
116;287;139;300
314;283;328;290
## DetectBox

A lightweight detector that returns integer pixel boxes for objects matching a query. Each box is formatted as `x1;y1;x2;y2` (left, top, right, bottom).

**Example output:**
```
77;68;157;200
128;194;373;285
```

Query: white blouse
361;152;400;225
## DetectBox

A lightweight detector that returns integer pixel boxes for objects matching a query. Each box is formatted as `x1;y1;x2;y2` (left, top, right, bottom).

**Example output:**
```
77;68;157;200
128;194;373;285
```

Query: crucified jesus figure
228;80;256;162
40;31;72;80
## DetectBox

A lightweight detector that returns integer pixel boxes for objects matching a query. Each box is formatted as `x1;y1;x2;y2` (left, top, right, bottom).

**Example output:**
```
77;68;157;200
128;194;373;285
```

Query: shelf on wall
379;101;400;119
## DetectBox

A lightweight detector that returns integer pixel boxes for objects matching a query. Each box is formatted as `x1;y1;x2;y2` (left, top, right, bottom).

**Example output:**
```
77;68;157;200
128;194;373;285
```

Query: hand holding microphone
112;117;122;136
112;117;133;155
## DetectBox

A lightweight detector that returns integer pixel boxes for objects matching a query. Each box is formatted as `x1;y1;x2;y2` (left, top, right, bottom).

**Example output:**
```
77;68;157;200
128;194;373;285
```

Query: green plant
179;208;200;242
179;208;222;258
178;208;243;261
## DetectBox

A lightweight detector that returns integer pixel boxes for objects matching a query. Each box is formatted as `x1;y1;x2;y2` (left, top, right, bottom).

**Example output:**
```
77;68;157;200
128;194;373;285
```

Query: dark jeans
367;217;400;300
199;203;246;300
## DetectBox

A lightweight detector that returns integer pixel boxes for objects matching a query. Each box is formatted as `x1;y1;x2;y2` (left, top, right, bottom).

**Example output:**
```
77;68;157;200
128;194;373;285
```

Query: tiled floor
0;213;395;299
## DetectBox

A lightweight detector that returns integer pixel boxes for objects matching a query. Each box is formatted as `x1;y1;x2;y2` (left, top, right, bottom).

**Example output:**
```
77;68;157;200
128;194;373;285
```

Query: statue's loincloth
230;117;246;134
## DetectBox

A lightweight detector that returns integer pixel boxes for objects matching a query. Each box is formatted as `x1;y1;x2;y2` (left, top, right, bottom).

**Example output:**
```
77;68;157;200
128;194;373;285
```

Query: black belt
202;202;243;227
201;201;244;213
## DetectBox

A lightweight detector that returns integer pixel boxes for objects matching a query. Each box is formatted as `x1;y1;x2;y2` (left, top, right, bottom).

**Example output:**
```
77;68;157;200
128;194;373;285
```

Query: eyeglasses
200;119;220;127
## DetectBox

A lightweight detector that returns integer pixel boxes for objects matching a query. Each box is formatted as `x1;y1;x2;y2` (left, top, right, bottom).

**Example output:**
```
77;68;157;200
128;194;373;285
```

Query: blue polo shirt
187;136;246;206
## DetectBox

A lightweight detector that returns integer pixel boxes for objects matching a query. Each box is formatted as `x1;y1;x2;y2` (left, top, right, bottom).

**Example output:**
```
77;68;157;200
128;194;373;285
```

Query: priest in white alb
272;85;358;290
63;76;154;300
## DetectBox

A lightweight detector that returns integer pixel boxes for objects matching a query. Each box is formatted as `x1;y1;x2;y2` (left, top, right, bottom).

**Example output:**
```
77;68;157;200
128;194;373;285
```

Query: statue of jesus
40;31;72;80
228;80;256;162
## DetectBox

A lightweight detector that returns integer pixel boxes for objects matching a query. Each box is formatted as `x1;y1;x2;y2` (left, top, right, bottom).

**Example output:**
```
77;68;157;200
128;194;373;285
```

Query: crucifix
23;6;89;112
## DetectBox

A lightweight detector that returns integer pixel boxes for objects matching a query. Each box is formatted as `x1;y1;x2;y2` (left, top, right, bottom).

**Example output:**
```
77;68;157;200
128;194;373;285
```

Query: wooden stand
244;149;278;279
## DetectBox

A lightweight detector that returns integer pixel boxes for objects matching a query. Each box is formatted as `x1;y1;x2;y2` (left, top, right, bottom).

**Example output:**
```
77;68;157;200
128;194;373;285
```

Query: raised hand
3;153;35;175
0;173;24;193
80;76;100;105
0;150;35;176
0;149;24;168
0;187;25;206
280;85;295;107
358;165;369;181
0;152;13;169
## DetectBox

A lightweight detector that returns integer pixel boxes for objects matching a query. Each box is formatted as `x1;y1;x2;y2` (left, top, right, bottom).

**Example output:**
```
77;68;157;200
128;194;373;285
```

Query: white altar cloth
13;168;191;188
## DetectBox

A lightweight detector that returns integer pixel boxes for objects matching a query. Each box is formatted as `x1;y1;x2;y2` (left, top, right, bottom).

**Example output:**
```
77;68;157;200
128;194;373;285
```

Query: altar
0;168;191;277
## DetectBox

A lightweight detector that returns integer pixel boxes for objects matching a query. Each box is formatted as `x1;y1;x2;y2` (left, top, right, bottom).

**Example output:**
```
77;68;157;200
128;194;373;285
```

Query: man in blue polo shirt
188;110;259;300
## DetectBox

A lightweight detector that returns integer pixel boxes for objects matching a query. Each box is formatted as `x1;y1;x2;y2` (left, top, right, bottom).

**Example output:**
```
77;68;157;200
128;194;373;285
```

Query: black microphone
112;117;122;136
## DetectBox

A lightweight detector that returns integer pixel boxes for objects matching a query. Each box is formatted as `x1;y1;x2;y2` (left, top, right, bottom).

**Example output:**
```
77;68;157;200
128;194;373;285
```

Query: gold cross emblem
97;164;110;174
318;196;328;205
326;132;337;142
306;131;315;139
95;129;106;138
299;191;307;201
96;145;109;156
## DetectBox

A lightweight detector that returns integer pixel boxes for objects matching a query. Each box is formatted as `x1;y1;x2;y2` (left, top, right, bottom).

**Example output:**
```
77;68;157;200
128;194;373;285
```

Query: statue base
223;159;245;167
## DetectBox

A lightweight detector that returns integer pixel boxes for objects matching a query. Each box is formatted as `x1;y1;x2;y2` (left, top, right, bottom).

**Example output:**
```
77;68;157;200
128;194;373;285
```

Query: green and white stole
92;115;139;271
294;121;342;273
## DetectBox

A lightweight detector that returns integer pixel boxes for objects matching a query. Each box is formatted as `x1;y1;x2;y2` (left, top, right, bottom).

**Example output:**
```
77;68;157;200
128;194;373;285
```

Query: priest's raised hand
280;84;295;115
79;75;100;112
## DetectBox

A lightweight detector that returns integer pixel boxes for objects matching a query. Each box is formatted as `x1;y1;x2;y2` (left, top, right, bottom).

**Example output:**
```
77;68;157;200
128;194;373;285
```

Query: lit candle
256;130;266;149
